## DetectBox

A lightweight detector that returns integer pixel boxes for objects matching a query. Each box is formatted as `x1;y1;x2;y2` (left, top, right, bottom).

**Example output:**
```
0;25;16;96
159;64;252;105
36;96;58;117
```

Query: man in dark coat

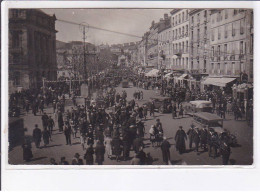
200;126;208;152
58;111;64;132
95;140;105;165
219;141;231;165
187;124;195;149
175;126;187;154
111;136;123;161
133;136;144;153
64;122;72;145
32;124;42;148
160;137;171;165
84;144;94;165
41;112;49;130
193;127;200;153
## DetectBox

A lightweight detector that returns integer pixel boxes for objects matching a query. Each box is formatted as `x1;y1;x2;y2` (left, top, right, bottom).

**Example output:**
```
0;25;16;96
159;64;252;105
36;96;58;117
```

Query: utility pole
79;22;89;83
79;22;89;97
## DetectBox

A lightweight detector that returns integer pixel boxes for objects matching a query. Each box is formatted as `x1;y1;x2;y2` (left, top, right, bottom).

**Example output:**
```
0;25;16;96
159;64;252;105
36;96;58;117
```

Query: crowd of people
11;67;252;165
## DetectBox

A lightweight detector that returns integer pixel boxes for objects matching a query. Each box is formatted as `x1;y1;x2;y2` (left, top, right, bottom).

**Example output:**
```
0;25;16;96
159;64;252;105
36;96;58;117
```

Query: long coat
33;128;42;143
161;140;171;164
84;146;94;165
111;138;122;156
95;143;105;163
175;129;187;152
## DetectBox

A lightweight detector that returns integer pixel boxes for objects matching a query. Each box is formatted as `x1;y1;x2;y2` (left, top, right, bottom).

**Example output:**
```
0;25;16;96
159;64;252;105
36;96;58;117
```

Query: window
182;26;185;35
234;9;238;15
240;19;245;34
212;46;215;57
179;14;181;23
225;9;228;19
191;61;194;70
241;62;245;73
186;41;188;52
218;28;221;40
204;26;207;36
176;15;178;25
191;31;194;40
250;34;253;54
14;71;20;85
204;60;207;70
197;13;200;23
186;10;188;20
211;29;215;41
232;62;236;74
186;58;189;68
182;12;184;22
217;45;221;56
224;25;228;38
217;63;220;71
182;42;185;51
172;30;175;39
172;17;175;26
192;16;194;23
197;29;200;40
224;44;227;58
211;63;214;72
186;25;188;34
12;31;20;48
204;10;207;18
240;41;244;54
179;28;181;37
232;23;235;37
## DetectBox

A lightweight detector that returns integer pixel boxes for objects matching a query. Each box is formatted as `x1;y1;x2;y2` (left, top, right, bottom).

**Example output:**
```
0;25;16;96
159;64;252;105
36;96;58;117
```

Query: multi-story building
146;21;159;68
158;13;171;70
189;9;210;74
170;9;189;71
209;9;253;82
9;9;57;90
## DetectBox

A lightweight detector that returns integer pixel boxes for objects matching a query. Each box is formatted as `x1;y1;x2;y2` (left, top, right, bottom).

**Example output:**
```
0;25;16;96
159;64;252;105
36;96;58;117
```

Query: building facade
170;9;189;71
189;9;210;74
9;9;57;90
158;14;171;70
209;9;253;83
146;21;159;68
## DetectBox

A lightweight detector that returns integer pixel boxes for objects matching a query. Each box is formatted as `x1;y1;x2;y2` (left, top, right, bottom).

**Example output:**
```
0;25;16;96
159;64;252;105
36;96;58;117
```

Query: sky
42;9;172;45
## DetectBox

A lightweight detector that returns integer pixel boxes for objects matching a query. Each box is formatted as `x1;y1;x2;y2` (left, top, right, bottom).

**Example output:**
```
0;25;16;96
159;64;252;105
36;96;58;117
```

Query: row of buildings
133;8;253;84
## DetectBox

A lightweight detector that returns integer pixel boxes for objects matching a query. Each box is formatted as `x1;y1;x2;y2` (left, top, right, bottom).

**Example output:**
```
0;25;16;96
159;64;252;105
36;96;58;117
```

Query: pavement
9;83;253;165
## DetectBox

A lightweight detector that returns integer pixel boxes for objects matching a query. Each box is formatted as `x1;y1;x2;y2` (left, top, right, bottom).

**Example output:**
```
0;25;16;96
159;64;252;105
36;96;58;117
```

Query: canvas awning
178;74;188;80
145;69;159;77
203;77;236;87
164;72;173;78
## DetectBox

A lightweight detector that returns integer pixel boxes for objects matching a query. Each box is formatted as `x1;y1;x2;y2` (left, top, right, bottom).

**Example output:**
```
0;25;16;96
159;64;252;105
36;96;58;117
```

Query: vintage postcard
3;3;254;168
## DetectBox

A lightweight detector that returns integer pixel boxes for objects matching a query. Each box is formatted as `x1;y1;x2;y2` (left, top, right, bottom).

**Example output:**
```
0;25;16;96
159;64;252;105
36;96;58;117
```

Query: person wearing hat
84;144;94;165
41;112;49;130
33;124;42;148
22;137;33;162
175;126;187;154
64;122;72;145
193;127;201;153
72;153;83;165
59;157;69;165
187;124;195;150
160;136;171;165
95;140;105;165
200;125;208;152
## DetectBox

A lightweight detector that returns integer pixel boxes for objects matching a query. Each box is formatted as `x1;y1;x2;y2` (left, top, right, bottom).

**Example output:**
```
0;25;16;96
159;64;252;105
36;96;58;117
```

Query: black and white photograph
6;7;254;166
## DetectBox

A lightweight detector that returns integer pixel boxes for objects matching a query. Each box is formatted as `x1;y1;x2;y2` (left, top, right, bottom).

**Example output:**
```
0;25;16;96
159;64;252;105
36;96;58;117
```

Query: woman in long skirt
104;136;113;159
